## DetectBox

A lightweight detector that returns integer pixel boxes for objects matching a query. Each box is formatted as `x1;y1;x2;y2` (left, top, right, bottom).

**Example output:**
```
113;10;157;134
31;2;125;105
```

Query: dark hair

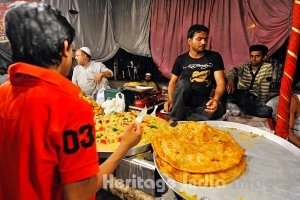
249;45;268;56
187;24;209;39
5;2;75;68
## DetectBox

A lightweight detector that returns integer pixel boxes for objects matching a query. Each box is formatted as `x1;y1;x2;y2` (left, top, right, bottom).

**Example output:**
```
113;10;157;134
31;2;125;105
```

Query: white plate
135;86;153;90
155;121;300;200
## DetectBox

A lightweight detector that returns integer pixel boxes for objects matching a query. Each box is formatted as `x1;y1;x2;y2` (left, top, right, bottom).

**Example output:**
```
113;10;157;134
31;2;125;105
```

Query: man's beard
251;62;262;67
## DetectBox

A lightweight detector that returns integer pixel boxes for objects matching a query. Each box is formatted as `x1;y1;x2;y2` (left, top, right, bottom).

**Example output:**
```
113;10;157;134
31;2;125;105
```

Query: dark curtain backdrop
150;0;293;78
43;0;151;61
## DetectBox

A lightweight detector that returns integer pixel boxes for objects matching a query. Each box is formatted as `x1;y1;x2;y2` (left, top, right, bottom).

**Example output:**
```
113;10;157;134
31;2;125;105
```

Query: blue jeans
227;90;273;118
169;79;225;121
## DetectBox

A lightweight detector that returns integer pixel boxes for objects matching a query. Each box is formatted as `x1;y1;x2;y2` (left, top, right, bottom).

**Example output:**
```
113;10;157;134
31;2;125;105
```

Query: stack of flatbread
123;82;141;87
152;122;246;186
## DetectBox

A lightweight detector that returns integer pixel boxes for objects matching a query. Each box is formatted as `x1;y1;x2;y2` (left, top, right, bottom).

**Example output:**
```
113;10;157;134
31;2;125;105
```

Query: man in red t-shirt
0;2;142;200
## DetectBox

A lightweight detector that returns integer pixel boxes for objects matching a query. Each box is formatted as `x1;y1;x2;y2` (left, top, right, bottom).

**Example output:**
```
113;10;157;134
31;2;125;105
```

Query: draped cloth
0;0;294;72
43;0;151;61
150;0;292;78
275;0;300;138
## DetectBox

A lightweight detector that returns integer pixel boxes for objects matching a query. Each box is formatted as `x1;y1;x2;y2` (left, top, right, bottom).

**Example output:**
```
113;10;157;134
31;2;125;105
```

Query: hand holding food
119;122;143;150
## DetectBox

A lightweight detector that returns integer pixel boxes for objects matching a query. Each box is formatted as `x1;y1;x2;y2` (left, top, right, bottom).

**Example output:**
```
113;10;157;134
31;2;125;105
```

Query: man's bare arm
164;74;179;111
63;122;142;200
205;70;226;114
213;70;226;102
101;70;113;78
94;70;113;83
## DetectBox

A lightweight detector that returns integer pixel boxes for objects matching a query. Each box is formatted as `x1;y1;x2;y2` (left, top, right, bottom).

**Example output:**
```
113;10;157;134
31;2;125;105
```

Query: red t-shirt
0;63;99;200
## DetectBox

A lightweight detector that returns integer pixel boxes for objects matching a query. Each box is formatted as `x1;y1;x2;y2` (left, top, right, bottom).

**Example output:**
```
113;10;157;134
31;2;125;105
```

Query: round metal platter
154;121;300;200
98;143;151;158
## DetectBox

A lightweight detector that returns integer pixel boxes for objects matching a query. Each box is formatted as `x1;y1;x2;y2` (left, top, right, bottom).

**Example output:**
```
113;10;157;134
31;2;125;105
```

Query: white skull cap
80;47;91;56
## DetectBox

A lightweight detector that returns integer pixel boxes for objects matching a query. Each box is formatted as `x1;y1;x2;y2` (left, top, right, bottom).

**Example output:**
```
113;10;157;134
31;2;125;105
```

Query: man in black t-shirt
164;24;226;122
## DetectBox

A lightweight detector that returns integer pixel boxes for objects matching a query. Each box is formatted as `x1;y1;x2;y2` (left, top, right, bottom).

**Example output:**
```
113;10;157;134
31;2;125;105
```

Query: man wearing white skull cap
72;47;113;98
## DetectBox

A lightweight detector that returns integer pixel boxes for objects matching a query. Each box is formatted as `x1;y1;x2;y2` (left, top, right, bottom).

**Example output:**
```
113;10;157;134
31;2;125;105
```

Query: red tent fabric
150;0;292;78
275;0;300;138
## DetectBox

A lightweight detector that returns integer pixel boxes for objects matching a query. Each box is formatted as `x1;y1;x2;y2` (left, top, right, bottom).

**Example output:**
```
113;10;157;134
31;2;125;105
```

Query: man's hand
119;122;143;150
94;72;103;84
226;79;235;94
205;98;218;114
164;101;172;112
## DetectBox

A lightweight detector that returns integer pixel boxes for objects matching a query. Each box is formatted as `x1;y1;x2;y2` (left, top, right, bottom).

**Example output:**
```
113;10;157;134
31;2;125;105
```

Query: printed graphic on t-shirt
183;63;213;70
190;70;211;87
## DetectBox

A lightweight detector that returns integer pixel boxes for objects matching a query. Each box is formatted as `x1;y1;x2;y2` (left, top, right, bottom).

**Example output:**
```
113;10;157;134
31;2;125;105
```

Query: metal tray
154;121;300;200
98;143;151;158
124;86;152;93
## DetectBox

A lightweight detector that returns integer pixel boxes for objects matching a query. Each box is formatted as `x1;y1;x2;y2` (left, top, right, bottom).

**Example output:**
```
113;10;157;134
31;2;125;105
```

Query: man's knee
176;79;191;90
174;80;192;97
255;105;273;118
263;106;273;117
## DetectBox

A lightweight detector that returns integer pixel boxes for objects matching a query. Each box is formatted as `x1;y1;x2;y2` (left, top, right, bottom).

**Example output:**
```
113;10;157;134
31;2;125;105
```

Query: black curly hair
5;2;75;68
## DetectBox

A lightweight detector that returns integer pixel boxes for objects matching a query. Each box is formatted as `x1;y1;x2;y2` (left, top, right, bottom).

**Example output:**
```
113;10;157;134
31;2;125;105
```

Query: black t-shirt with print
172;50;224;97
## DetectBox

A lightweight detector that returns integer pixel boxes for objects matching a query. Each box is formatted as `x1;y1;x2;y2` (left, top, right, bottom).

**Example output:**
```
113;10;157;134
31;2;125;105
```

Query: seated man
72;47;113;98
225;44;273;118
164;24;226;122
140;73;160;93
289;93;300;148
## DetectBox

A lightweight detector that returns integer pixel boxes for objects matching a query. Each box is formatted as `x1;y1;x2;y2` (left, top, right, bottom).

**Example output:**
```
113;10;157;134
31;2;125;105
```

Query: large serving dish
154;121;300;200
123;86;153;93
97;143;151;158
135;86;154;90
96;112;170;158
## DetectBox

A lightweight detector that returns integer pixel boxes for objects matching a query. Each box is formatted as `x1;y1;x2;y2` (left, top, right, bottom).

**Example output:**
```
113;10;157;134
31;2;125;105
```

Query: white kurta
72;61;112;97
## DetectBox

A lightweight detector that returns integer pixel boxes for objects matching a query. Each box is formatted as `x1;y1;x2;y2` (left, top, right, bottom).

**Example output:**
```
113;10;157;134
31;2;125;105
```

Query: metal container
114;152;157;196
155;121;300;200
98;143;151;158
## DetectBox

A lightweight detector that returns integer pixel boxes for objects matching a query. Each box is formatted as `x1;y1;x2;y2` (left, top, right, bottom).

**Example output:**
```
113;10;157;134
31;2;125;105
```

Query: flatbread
152;122;245;173
155;153;246;186
123;82;141;87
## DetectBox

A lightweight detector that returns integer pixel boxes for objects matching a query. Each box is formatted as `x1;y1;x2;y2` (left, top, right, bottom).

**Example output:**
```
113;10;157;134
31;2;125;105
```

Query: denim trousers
227;90;273;118
169;79;225;121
